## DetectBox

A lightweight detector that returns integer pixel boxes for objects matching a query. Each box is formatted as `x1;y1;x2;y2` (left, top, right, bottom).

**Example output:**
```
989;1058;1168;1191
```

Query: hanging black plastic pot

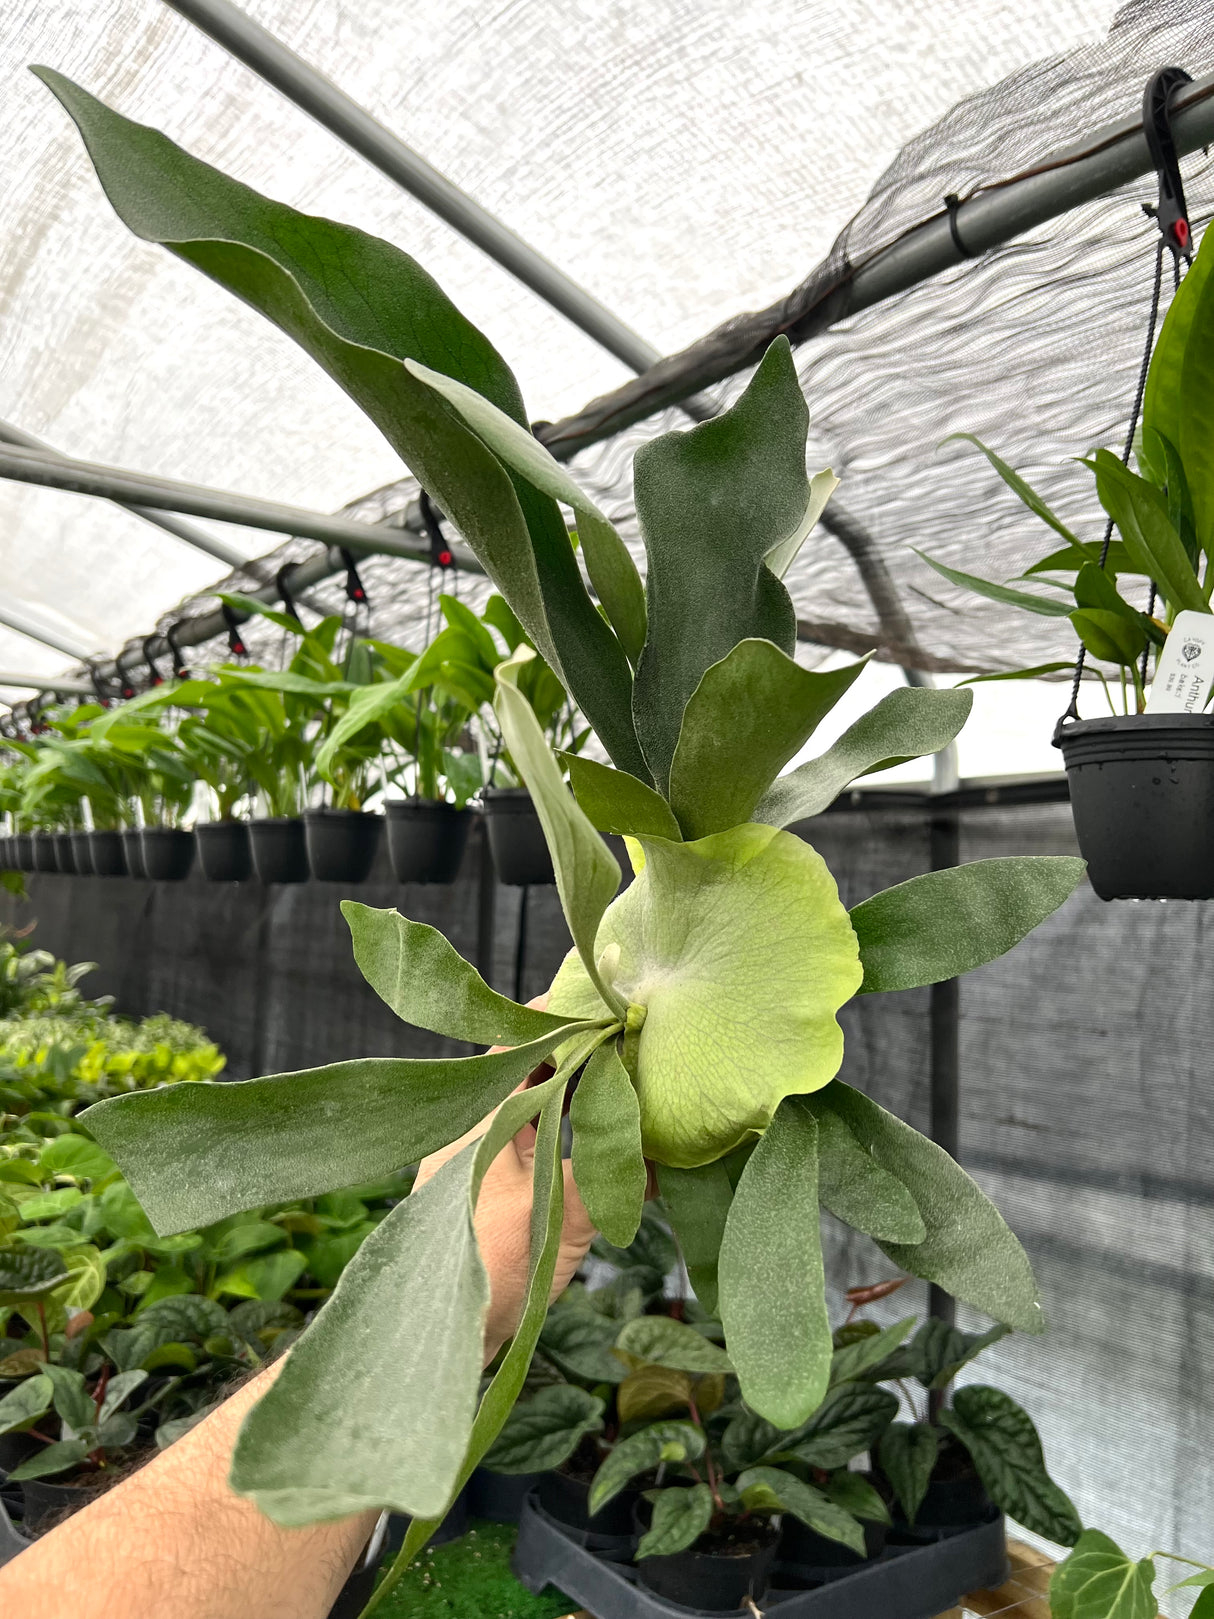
88;831;127;877
304;809;382;884
325;1511;390;1619
482;788;554;886
1056;713;1214;900
122;829;147;879
70;832;94;876
250;817;310;884
32;833;57;874
53;833;76;875
384;799;473;884
196;821;252;882
141;828;196;882
633;1499;780;1611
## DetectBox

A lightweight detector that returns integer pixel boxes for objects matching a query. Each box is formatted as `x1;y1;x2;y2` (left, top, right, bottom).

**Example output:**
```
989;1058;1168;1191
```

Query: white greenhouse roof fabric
0;0;1122;699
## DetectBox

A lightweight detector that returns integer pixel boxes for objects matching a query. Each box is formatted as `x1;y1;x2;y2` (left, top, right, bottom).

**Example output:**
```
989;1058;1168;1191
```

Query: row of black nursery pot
0;789;556;888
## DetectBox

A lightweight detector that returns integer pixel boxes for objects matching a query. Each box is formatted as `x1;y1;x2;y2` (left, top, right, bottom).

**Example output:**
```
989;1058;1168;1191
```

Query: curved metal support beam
0;603;93;662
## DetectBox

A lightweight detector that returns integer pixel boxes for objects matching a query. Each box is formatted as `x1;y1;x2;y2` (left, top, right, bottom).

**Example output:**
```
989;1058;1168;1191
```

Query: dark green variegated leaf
814;1102;926;1244
0;1245;68;1301
667;640;866;838
481;1385;605;1475
589;1420;705;1514
829;1317;916;1387
615;1315;732;1374
617;1365;698;1424
720;1410;783;1472
878;1422;939;1523
1050;1532;1157;1619
941;1385;1082;1545
719;1098;830;1428
631;338;811;790
569;1039;645;1247
564;756;683;840
341;900;579;1046
9;1438;92;1481
821;1083;1042;1333
496;650;624;1017
736;1467;865;1555
786;1383;898;1469
824;1469;891;1525
231;1067;572;1524
656;1159;733;1316
908;1318;1008;1390
637;1482;714;1558
539;1299;628;1385
83;1025;587;1233
0;1373;52;1435
850;857;1087;994
756;688;972;828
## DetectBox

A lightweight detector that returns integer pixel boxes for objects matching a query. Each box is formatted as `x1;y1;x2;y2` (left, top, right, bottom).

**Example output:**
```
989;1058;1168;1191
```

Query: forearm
0;1360;376;1619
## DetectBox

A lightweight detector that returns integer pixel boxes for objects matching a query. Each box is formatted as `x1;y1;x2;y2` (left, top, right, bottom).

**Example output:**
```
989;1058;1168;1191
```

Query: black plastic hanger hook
1144;67;1193;263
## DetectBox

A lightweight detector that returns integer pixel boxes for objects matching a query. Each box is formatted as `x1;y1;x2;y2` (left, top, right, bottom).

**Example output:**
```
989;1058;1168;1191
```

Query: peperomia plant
37;66;1087;1606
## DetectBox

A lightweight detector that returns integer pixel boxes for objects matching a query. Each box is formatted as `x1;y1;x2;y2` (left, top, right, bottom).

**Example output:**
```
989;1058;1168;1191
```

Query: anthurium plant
1051;1530;1214;1619
918;220;1214;711
36;66;1087;1604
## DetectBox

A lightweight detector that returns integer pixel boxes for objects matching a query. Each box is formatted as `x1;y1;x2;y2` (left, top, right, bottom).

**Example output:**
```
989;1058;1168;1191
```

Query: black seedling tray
513;1491;1009;1619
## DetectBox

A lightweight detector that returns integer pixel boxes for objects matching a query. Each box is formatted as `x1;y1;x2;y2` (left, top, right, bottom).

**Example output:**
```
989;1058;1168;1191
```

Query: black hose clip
339;547;369;606
142;634;165;688
419;490;454;570
220;602;248;659
165;622;190;681
275;563;304;625
1143;67;1194;264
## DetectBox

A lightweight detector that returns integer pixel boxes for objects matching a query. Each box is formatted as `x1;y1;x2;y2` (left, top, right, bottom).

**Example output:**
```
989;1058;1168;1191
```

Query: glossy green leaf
719;1098;830;1427
829;1317;916;1387
615;1315;733;1374
616;1364;699;1424
656;1159;733;1316
589;1420;705;1514
943;435;1079;542
915;551;1074;616
785;1383;898;1469
819;1082;1043;1333
879;1422;939;1523
407;359;647;664
1024;543;1131;577
51;1245;107;1312
824;1469;891;1525
631;338;810;789
495;649;624;1017
0;1246;68;1301
0;1374;52;1435
1050;1531;1157;1619
37;68;643;779
9;1438;91;1481
736;1467;865;1554
481;1385;605;1475
315;675;416;784
815;1103;926;1244
538;1299;627;1385
1180;264;1214;549
637;1482;714;1558
19;1186;83;1221
548;824;862;1167
1070;609;1147;667
756;688;972;827
1143;219;1214;486
1089;451;1205;613
82;1024;591;1233
850;857;1087;994
668;640;866;838
909;1318;1008;1389
232;1067;570;1524
342;900;582;1046
941;1384;1082;1544
720;1410;783;1471
570;1039;645;1247
38;1134;117;1183
564;756;683;840
214;1250;307;1302
960;663;1076;685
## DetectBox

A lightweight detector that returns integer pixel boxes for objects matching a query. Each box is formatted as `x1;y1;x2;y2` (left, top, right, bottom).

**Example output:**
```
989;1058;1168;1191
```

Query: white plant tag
1146;609;1214;714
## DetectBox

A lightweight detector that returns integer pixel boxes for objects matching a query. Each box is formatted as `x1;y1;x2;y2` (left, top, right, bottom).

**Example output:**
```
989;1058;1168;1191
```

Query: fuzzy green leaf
564;756;683;840
547;824;862;1168
231;1067;571;1524
829;1317;916;1387
342;900;580;1046
668;640;866;838
850;857;1087;994
407;359;647;664
756;688;973;827
631;338;811;789
736;1467;865;1554
589;1420;705;1514
879;1422;939;1523
614;1315;733;1374
481;1385;605;1475
570;1039;646;1247
496;649;624;1017
82;1024;591;1233
941;1384;1082;1544
815;1104;926;1244
785;1383;898;1469
656;1159;733;1316
637;1482;714;1558
1051;1532;1157;1619
719;1098;830;1428
820;1082;1043;1333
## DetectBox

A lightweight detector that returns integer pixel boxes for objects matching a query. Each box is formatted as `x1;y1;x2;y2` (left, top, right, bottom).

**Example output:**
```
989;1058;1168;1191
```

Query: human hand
413;999;597;1361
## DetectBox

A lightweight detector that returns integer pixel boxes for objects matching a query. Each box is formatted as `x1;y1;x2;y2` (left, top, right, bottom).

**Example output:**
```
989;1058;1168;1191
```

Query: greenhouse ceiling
1;0;1208;715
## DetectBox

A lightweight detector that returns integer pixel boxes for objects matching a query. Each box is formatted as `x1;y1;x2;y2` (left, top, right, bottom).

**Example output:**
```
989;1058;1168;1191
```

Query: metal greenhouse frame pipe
0;602;93;661
0;671;96;696
163;0;662;377
0;422;250;571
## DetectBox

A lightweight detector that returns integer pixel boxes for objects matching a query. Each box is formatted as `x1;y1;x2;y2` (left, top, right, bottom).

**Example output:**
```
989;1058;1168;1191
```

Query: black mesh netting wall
6;805;1211;1576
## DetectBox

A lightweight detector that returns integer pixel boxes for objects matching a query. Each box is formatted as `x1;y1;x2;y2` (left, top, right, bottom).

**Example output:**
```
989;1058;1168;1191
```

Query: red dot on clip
438;549;453;567
1176;219;1190;247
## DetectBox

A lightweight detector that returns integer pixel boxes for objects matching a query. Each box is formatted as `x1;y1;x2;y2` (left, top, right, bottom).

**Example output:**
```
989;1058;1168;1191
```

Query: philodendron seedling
35;67;1087;1609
